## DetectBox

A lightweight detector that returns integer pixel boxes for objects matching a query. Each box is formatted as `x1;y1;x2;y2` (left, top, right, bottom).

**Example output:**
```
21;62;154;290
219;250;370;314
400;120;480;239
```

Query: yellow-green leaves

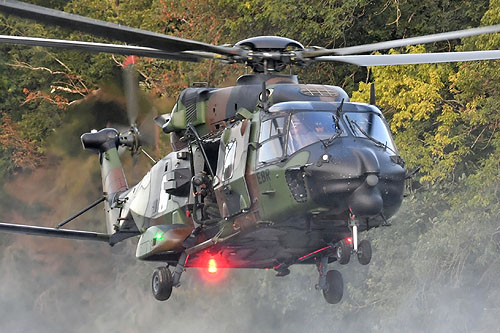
352;46;464;182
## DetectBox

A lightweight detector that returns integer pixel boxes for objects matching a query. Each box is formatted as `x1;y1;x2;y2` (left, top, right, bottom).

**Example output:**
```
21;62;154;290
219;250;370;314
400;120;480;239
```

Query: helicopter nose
347;148;383;217
348;173;383;217
302;146;390;217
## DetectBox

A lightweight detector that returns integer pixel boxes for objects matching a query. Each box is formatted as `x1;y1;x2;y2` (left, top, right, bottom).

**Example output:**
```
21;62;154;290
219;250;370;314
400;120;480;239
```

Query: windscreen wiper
321;111;344;148
346;116;397;155
324;128;343;147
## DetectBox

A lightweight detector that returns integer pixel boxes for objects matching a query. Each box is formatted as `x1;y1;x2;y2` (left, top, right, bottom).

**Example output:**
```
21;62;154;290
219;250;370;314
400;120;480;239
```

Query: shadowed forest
1;0;500;332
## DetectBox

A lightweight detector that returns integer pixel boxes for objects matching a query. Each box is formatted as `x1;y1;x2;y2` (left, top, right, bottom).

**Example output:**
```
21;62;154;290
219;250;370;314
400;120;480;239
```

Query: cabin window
257;117;285;165
222;140;237;181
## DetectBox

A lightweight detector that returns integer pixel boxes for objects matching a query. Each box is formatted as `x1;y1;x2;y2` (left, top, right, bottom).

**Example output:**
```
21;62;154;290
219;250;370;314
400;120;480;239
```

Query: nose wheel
336;239;351;264
333;238;371;266
357;239;372;265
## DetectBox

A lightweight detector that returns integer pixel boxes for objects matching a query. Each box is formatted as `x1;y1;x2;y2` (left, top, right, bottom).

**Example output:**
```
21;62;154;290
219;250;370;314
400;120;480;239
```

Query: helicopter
0;0;499;305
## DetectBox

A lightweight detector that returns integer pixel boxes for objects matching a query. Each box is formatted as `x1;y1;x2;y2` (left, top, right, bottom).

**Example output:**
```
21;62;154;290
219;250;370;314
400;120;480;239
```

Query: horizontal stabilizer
0;221;110;243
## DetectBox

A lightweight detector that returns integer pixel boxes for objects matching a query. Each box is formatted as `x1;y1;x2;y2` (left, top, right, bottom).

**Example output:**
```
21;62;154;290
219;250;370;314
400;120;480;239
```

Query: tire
323;270;343;304
336;239;351;265
152;266;173;301
357;240;372;265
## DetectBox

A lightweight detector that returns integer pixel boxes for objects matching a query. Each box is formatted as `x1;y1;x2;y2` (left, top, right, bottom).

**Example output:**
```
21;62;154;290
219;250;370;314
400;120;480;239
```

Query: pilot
290;117;308;135
314;121;325;134
287;115;317;154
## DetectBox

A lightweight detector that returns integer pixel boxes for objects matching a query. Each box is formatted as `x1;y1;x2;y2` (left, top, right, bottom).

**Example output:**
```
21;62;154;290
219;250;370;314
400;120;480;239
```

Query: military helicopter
0;0;499;305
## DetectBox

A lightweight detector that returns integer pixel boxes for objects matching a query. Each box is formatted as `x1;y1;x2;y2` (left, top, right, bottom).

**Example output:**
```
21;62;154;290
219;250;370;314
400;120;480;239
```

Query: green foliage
352;46;469;182
344;2;500;329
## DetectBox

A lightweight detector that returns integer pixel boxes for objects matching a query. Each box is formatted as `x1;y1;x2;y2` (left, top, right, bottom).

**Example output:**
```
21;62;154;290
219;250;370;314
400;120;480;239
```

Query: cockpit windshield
344;112;396;153
287;112;343;155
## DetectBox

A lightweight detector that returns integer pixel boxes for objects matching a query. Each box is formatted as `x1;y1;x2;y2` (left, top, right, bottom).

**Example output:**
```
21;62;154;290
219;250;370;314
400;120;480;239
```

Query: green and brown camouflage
100;147;128;235
77;73;404;271
177;81;405;270
163;74;349;149
119;148;195;258
213;119;252;219
81;128;128;235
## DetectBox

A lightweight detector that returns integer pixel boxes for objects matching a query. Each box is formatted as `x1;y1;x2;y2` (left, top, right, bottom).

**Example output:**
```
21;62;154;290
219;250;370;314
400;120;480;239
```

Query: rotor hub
235;36;306;73
118;124;141;155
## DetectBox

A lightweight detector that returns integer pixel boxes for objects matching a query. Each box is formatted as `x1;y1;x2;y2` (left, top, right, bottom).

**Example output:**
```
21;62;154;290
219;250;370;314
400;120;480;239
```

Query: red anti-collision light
122;55;138;68
346;237;353;244
208;258;217;274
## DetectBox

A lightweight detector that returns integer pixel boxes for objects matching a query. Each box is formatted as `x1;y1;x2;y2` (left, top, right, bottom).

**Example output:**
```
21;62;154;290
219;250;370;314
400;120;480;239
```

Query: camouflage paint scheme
123;74;405;269
164;74;349;148
100;147;128;235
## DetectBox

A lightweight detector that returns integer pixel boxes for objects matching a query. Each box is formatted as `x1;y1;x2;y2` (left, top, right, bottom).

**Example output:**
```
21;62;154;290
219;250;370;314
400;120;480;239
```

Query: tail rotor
117;56;157;160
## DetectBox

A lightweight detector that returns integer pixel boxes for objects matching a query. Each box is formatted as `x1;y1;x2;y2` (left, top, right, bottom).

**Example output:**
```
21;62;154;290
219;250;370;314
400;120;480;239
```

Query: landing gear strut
348;214;372;265
151;252;188;301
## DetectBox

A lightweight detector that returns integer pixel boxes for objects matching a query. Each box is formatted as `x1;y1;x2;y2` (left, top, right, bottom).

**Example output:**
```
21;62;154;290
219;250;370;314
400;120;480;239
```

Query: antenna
370;83;376;105
261;81;268;111
336;98;344;119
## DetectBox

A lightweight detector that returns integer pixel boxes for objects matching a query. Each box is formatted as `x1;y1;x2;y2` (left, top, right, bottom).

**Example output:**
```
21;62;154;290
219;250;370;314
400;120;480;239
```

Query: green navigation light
154;232;164;241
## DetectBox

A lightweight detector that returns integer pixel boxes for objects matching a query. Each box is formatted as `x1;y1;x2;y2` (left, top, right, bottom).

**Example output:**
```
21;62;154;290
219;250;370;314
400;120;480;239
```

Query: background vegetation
0;0;499;331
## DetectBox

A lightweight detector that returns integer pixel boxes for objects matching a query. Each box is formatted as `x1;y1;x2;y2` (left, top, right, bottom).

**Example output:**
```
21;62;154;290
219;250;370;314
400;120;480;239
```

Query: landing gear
348;214;372;265
336;239;351;264
323;270;343;304
151;252;188;301
152;266;173;301
357;239;372;265
333;236;372;266
316;256;344;304
275;267;290;277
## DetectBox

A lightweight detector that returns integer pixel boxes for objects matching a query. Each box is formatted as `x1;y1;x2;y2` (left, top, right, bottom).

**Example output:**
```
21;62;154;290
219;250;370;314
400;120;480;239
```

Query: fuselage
129;74;406;269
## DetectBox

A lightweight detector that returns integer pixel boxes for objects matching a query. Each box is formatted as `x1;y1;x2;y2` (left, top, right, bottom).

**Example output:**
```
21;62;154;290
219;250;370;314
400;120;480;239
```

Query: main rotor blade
0;0;238;57
0;35;200;61
316;50;500;67
303;24;500;57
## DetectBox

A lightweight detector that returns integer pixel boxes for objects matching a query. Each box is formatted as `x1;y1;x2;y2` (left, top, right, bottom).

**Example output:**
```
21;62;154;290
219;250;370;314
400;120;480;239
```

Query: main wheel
152;266;173;301
336;239;351;265
323;270;343;304
357;240;372;265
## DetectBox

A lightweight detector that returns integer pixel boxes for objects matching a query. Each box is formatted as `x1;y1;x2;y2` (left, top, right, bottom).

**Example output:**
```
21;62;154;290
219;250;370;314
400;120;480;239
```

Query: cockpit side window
257;117;285;165
259;117;285;142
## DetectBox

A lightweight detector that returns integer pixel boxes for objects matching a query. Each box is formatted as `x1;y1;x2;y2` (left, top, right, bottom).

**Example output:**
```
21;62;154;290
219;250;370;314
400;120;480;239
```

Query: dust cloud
1;174;498;333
